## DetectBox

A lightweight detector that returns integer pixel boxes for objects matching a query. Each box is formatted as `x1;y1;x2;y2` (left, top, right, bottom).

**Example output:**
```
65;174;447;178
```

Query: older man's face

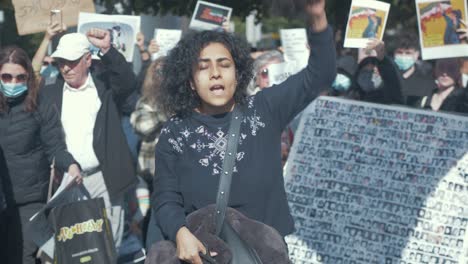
56;53;92;88
256;58;282;89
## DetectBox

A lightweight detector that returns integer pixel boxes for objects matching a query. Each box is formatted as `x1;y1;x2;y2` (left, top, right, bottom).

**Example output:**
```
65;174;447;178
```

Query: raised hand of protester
176;226;216;264
457;20;467;43
86;28;111;54
46;22;66;40
67;164;83;185
306;0;327;32
366;38;385;61
148;39;160;55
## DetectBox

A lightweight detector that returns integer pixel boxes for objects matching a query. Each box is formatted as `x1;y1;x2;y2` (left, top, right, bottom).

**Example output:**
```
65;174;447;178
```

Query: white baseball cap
51;33;90;61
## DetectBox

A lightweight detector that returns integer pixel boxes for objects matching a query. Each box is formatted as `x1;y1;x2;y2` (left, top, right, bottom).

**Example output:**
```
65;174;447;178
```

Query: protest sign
415;0;468;60
285;96;468;263
280;28;309;71
267;61;299;86
151;29;182;61
189;1;232;31
78;12;140;62
344;0;390;48
12;0;95;35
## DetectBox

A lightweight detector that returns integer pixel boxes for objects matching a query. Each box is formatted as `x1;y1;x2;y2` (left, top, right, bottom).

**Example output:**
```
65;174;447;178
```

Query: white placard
152;29;182;61
267;61;299;86
415;0;468;60
343;0;390;48
280;28;309;71
285;96;468;263
78;12;141;62
189;1;232;31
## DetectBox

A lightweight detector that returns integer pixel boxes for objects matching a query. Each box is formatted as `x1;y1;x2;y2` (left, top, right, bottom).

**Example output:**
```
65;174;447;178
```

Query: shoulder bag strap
215;106;243;236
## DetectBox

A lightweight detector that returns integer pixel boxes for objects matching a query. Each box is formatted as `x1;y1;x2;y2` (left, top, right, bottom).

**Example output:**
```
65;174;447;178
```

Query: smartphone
50;9;62;25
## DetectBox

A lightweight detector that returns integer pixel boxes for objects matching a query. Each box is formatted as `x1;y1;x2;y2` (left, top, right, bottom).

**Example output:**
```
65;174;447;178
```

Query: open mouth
210;85;225;95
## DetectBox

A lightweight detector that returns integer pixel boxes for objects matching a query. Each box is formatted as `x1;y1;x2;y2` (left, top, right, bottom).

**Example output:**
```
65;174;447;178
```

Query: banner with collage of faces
284;97;468;264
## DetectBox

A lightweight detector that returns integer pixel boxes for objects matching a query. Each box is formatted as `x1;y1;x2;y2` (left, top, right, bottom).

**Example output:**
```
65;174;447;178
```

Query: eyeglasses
260;68;268;78
1;73;28;83
42;61;57;67
56;56;85;68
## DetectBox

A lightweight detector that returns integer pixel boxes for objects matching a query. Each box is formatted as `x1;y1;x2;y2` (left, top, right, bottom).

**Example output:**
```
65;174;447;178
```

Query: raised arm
86;28;137;108
367;39;403;105
32;22;66;81
260;0;336;129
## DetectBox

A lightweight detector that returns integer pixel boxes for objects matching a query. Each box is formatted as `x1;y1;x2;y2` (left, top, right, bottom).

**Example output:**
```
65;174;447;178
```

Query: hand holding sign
365;38;385;61
189;1;232;31
457;20;467;43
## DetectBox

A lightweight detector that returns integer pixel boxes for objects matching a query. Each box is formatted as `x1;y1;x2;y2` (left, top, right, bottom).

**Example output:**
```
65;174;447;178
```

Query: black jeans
0;203;44;264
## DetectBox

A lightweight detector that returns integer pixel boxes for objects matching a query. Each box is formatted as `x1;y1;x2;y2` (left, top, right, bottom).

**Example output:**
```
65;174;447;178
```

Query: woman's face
436;73;455;90
0;63;28;84
191;42;237;115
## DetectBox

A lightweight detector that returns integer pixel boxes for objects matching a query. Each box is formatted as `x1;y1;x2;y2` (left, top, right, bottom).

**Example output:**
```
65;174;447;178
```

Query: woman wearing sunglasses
0;46;81;264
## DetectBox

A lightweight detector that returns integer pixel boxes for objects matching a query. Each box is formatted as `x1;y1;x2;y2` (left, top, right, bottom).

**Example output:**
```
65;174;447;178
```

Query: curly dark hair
158;30;254;117
0;46;38;113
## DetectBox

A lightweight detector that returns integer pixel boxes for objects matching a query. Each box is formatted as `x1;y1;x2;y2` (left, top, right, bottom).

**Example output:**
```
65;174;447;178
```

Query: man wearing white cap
41;28;137;251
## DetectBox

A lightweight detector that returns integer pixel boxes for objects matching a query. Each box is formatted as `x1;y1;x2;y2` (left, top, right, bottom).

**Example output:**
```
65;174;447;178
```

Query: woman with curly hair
151;1;335;263
0;46;81;263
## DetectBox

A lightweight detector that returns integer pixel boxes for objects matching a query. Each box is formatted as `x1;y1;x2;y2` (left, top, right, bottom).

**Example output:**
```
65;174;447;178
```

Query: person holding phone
0;46;81;264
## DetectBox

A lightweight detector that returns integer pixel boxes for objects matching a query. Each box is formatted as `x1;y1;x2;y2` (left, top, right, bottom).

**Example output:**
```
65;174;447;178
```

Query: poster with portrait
189;0;232;31
284;96;468;263
415;0;468;60
344;0;390;48
78;12;140;62
12;0;95;35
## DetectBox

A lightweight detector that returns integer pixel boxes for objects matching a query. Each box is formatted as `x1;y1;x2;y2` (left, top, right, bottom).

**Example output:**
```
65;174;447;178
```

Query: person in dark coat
349;39;403;105
0;46;80;264
420;58;468;114
329;55;358;97
41;28;137;251
150;1;335;263
392;32;436;107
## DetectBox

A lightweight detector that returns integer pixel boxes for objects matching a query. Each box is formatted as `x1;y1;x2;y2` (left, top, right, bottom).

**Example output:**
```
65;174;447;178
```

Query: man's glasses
56;56;84;68
260;68;268;78
1;73;28;83
42;61;58;67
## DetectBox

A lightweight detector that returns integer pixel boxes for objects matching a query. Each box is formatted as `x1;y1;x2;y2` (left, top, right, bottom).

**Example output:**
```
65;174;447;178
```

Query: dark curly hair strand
158;30;253;117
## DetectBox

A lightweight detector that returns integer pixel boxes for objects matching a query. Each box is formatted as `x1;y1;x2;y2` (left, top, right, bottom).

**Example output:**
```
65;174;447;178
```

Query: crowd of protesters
0;0;467;263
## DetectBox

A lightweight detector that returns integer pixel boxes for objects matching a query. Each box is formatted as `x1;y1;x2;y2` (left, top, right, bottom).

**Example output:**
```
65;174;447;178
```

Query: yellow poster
344;0;391;48
417;0;467;48
346;7;387;40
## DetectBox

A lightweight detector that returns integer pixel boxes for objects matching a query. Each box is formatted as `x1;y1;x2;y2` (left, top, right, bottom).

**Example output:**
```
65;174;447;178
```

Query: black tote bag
51;198;117;264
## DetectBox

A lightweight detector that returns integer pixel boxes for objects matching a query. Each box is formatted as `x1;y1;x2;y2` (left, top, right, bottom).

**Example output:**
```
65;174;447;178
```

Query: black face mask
357;69;382;92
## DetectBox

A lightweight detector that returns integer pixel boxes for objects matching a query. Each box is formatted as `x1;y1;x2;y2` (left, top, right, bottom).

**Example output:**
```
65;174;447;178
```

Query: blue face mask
394;55;416;71
332;73;351;92
0;81;28;98
40;64;60;78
